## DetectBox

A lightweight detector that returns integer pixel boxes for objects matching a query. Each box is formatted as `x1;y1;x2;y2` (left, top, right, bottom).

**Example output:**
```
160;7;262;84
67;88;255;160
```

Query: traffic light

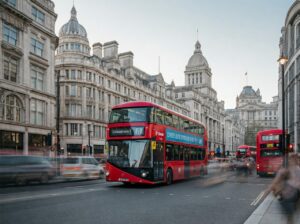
279;133;292;154
279;134;283;151
46;133;52;146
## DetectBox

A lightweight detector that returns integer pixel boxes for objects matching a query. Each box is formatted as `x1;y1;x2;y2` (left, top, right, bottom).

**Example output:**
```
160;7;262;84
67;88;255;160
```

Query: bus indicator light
151;141;157;150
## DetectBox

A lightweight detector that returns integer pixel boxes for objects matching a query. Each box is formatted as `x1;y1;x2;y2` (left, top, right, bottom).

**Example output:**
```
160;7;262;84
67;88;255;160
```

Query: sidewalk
244;193;300;224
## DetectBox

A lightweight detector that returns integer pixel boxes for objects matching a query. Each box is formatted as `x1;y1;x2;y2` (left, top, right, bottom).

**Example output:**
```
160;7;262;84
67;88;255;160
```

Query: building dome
59;6;87;38
240;86;256;96
187;41;209;68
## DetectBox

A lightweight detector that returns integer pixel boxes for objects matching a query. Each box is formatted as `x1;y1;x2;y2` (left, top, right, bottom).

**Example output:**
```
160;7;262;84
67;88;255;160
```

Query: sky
53;0;294;109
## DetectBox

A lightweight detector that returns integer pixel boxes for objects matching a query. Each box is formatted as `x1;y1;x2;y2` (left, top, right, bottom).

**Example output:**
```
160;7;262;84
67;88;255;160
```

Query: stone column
23;128;28;155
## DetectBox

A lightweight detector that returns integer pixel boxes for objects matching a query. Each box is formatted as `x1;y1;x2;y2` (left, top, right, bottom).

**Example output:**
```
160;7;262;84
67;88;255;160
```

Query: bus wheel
166;169;173;185
123;182;131;186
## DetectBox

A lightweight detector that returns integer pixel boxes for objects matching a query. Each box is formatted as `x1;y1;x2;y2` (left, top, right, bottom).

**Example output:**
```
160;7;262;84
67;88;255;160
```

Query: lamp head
278;55;288;65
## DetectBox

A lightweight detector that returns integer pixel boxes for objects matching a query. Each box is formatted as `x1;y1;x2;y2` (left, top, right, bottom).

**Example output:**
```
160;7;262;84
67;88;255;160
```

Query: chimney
119;51;134;68
92;42;102;58
103;41;118;58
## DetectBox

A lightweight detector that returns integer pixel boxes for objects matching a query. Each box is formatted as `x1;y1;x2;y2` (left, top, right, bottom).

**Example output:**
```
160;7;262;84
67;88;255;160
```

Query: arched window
2;95;24;122
296;22;300;49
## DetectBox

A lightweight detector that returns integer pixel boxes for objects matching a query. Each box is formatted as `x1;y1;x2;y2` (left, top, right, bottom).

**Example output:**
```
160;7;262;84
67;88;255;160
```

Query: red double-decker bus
105;101;208;185
236;145;256;159
256;129;283;176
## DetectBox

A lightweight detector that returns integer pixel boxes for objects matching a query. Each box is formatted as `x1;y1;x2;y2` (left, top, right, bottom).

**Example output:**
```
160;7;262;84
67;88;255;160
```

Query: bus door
184;147;190;178
153;142;164;180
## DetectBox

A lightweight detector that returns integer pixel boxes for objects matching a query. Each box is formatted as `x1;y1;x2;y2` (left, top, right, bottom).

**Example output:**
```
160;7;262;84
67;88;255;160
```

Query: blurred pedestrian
268;154;300;224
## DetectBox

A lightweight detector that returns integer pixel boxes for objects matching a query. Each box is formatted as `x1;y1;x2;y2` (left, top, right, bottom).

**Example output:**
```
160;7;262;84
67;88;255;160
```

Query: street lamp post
278;54;288;168
222;126;225;157
56;70;61;157
88;128;93;156
55;70;61;176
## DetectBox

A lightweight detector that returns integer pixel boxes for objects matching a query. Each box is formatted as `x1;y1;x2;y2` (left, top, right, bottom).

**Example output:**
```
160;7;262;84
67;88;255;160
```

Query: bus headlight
141;170;148;178
106;171;110;176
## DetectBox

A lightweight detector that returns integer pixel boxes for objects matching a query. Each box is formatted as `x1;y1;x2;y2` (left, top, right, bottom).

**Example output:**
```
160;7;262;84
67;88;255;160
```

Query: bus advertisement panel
256;129;283;176
105;101;208;185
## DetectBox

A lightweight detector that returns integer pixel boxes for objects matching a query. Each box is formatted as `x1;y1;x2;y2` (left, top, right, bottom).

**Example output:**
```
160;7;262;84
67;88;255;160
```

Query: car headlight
106;171;110;176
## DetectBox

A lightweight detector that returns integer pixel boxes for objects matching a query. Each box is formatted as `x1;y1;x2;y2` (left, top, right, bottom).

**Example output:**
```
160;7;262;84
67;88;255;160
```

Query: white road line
250;191;265;206
0;188;107;204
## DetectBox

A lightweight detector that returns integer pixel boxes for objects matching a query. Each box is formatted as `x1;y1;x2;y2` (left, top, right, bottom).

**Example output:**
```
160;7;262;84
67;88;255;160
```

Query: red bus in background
236;145;256;159
256;129;283;176
105;101;208;185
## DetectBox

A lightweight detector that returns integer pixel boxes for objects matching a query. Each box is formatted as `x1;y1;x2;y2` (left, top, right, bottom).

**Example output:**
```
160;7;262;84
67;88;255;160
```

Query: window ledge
1;41;23;57
29;53;49;67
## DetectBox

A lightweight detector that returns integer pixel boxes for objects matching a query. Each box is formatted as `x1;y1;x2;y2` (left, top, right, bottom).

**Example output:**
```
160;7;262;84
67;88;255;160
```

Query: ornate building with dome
0;0;58;155
229;85;278;146
55;6;190;157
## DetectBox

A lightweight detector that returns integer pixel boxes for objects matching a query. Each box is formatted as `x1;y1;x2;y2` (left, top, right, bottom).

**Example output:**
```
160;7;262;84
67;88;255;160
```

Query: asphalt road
0;171;272;224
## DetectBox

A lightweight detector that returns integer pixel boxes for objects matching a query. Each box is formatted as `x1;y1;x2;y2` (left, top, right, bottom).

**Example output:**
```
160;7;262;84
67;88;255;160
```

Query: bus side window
173;115;180;129
166;144;173;161
179;145;184;160
184;147;190;161
155;108;163;124
183;120;189;131
197;148;204;160
164;112;173;127
190;148;196;160
178;117;184;129
173;144;179;160
200;126;204;135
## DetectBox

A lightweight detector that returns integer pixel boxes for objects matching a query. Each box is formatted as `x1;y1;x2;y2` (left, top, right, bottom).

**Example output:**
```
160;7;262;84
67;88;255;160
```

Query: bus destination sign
110;127;144;137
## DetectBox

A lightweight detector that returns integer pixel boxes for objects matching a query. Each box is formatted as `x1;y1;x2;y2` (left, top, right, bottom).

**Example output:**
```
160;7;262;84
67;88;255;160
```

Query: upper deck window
109;107;151;123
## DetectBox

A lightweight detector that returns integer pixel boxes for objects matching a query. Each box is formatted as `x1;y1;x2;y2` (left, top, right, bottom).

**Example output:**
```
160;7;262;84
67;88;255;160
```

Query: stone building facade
224;109;245;154
0;0;58;155
279;0;300;152
231;86;278;146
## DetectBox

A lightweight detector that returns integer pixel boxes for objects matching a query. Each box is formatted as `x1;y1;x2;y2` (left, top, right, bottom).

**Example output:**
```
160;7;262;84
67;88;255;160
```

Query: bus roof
238;145;256;149
112;101;205;127
256;129;283;136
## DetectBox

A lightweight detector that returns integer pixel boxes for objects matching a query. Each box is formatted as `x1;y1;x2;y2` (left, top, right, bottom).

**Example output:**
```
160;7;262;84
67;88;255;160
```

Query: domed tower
56;6;90;57
184;40;212;87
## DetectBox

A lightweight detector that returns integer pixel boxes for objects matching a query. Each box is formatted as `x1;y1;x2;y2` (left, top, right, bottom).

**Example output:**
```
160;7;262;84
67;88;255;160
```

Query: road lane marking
0;188;108;204
251;191;265;206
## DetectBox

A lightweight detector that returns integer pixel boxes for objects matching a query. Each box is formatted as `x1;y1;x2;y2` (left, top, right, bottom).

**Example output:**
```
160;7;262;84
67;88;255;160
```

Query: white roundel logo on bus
178;168;181;173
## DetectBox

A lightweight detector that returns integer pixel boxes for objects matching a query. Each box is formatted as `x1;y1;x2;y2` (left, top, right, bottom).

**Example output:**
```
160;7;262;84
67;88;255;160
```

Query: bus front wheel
166;169;173;185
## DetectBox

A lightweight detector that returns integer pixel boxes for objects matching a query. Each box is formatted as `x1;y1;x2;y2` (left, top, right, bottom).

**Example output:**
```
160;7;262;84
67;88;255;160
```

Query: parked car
0;155;55;185
62;156;104;180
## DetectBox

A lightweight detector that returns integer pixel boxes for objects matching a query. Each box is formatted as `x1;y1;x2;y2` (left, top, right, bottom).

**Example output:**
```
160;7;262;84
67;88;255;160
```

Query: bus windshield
108;140;151;168
109;107;152;123
238;148;247;154
260;150;283;157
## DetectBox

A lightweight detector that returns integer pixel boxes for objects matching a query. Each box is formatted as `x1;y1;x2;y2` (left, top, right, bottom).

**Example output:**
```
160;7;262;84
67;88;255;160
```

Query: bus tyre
166;169;173;185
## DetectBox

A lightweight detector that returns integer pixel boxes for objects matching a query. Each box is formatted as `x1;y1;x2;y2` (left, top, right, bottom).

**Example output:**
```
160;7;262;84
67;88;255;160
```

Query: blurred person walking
268;154;300;224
